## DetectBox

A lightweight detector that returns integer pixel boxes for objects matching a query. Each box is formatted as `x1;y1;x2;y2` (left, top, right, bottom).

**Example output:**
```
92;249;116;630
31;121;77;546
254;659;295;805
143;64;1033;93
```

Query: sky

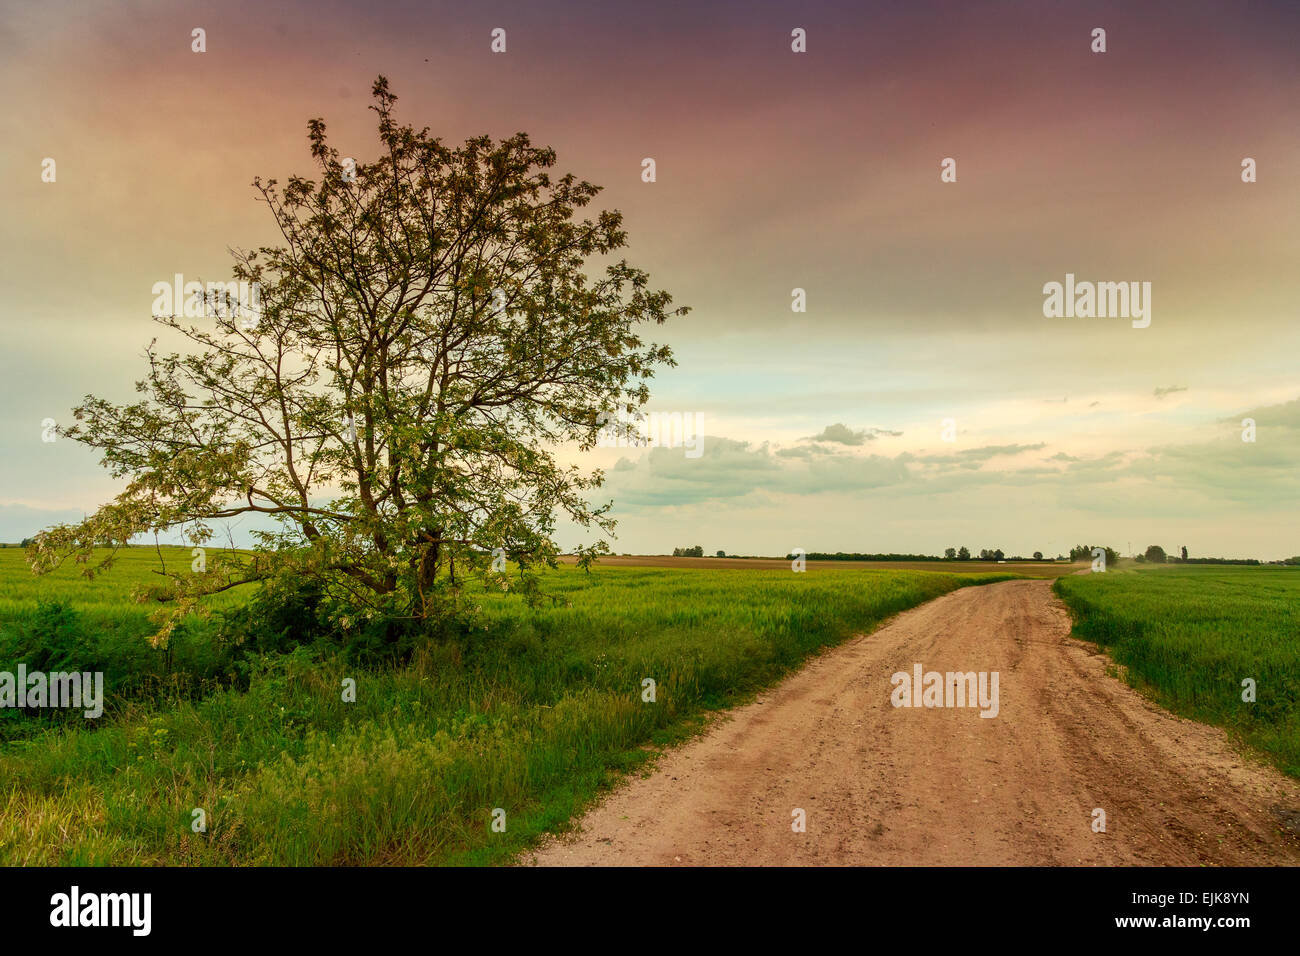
2;0;1298;559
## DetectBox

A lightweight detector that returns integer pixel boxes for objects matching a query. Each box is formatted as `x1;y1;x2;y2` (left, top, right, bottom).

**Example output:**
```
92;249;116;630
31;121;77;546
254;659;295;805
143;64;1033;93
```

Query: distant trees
716;550;726;558
786;547;1052;564
1144;544;1167;564
1069;544;1120;566
673;545;704;557
789;551;944;562
1180;545;1188;561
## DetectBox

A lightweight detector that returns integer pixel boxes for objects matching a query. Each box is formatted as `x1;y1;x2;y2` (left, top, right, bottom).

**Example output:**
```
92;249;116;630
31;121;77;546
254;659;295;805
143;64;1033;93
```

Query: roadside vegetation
0;547;1013;865
1055;564;1300;778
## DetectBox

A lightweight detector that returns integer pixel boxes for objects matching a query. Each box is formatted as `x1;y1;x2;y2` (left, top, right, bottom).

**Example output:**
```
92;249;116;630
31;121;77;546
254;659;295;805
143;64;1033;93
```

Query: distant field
562;554;1077;576
0;546;252;613
1055;564;1300;778
0;550;1016;865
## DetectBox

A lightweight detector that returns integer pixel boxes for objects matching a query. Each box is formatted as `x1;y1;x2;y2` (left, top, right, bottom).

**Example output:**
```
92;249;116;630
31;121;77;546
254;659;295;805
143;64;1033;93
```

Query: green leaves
33;76;687;645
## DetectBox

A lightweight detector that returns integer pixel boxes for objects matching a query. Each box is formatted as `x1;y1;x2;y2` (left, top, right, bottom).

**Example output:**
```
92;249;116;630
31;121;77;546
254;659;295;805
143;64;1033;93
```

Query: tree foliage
27;77;688;644
1069;544;1120;566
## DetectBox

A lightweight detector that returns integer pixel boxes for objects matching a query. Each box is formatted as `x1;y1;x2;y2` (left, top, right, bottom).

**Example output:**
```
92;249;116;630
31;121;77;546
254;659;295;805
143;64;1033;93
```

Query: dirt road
529;579;1300;866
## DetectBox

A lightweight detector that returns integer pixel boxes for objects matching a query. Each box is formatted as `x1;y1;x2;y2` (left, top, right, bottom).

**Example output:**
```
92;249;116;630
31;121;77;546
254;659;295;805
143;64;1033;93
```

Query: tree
957;546;970;560
1069;544;1119;566
1180;545;1188;561
1032;551;1043;560
716;550;725;558
1144;545;1167;564
27;77;688;644
993;548;1005;561
944;547;956;560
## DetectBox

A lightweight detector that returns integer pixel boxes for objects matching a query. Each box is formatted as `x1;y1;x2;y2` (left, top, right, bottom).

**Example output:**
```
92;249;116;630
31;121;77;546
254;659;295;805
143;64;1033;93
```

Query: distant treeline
1135;543;1272;565
783;551;1057;562
787;552;946;562
1175;557;1262;565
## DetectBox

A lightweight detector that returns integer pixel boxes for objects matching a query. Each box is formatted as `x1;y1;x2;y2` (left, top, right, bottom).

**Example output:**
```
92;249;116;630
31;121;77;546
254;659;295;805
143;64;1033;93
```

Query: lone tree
1144;544;1167;564
28;77;687;643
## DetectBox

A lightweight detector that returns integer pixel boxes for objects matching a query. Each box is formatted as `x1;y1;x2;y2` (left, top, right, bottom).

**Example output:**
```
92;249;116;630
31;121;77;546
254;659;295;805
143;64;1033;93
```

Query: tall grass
1055;565;1300;777
0;548;252;738
0;551;1013;865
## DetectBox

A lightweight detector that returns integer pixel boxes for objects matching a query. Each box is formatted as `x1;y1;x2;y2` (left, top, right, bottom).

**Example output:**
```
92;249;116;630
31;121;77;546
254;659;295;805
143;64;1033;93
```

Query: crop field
0;545;254;612
0;546;1014;865
1055;565;1300;778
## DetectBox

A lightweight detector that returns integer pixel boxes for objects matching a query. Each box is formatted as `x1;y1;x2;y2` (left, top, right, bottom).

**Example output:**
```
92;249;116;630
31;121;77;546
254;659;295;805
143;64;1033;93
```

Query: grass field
0;546;1014;865
0;545;254;610
1055;564;1300;778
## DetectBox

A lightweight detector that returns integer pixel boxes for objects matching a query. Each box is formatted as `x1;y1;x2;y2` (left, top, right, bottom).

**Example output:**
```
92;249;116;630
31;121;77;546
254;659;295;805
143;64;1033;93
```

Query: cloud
909;443;1047;466
0;504;88;543
598;398;1300;519
776;444;831;459
804;423;867;445
801;423;902;446
1154;385;1188;398
1225;397;1300;430
604;436;910;508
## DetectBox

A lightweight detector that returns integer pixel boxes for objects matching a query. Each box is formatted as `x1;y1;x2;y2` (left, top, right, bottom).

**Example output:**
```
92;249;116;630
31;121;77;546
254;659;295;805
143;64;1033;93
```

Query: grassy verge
1054;565;1300;778
0;555;1013;865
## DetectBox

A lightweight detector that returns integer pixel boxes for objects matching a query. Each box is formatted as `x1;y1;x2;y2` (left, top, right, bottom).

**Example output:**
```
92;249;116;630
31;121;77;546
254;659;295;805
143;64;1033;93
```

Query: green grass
0;547;256;738
1055;564;1300;778
0;547;1014;865
0;545;253;612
